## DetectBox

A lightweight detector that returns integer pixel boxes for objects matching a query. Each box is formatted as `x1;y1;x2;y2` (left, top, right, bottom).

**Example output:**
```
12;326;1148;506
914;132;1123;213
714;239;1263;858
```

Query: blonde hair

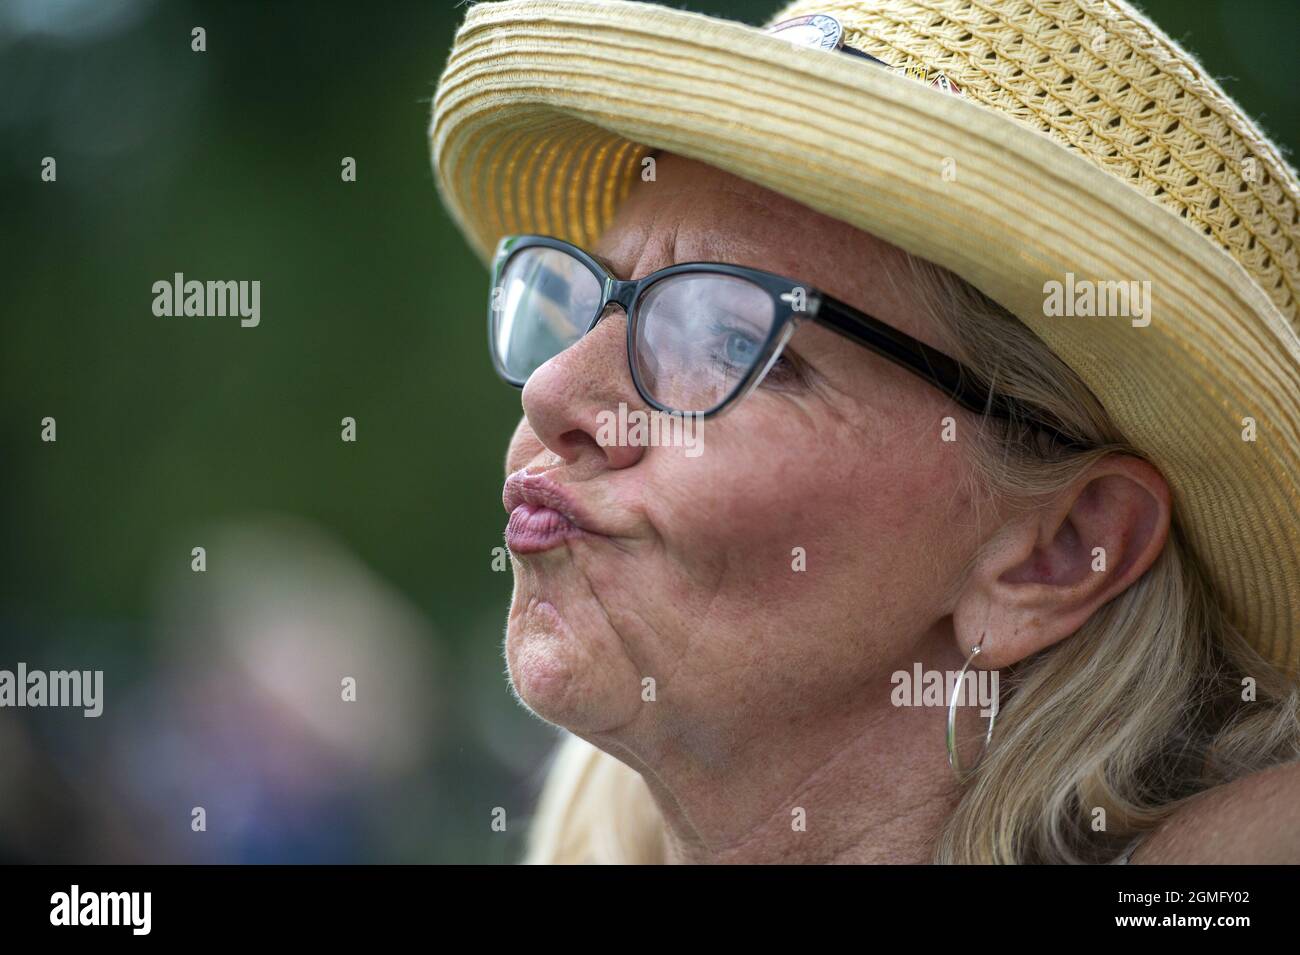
519;254;1300;864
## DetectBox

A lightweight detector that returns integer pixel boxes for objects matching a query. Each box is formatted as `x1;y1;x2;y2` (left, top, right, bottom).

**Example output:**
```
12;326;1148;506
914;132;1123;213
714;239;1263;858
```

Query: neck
605;683;966;865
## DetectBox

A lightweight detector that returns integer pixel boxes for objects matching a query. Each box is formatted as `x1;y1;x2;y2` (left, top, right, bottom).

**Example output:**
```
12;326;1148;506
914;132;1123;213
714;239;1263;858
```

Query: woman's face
501;153;989;763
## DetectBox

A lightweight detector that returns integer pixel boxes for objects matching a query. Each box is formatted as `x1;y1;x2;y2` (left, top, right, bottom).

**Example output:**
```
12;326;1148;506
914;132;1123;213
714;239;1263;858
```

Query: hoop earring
946;635;998;782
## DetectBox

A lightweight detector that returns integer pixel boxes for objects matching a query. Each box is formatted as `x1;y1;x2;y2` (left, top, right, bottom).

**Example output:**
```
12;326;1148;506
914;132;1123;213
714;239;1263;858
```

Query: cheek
649;416;951;575
638;412;971;675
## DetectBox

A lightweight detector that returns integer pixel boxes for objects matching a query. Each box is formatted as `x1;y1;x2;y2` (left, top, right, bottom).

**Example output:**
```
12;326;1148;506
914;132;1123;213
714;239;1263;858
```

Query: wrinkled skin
497;153;1295;863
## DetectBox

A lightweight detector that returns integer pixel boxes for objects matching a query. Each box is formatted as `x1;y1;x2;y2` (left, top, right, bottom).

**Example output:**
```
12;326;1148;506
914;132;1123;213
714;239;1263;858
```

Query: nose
519;304;648;469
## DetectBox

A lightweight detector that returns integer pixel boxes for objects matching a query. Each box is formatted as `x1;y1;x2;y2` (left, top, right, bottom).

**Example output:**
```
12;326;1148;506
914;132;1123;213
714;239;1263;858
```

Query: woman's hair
518;251;1300;864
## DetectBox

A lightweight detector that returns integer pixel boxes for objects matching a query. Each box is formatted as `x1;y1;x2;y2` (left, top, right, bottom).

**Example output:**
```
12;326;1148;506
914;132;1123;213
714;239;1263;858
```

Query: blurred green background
1;0;1296;862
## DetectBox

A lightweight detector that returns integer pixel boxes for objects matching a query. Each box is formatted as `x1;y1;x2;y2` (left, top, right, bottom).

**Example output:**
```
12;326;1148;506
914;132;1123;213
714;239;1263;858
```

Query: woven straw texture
782;0;1300;326
430;0;1300;677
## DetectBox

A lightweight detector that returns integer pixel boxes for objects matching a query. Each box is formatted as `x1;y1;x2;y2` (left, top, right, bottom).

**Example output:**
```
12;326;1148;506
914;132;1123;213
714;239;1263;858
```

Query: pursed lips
503;469;600;554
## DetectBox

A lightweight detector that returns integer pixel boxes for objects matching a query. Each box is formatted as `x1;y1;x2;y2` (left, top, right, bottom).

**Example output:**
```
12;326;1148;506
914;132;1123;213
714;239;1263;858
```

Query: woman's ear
952;454;1172;669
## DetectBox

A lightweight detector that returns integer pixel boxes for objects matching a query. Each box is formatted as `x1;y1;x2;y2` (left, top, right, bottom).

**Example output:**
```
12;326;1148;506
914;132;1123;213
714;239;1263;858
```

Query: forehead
593;152;926;337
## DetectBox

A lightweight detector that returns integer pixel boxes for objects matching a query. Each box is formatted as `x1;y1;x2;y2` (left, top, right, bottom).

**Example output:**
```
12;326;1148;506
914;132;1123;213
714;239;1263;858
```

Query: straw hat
429;0;1300;677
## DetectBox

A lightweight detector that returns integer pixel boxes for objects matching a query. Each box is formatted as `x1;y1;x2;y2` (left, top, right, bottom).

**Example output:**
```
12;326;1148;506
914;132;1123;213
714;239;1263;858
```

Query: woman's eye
708;322;802;386
722;329;761;365
707;321;763;367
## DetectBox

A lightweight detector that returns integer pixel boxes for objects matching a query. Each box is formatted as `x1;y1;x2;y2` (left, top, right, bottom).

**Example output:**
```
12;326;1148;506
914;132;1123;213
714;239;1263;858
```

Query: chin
503;599;600;731
503;596;641;733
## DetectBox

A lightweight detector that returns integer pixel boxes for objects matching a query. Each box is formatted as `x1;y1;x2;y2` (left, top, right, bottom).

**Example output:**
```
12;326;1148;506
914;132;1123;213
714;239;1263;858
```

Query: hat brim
430;0;1300;676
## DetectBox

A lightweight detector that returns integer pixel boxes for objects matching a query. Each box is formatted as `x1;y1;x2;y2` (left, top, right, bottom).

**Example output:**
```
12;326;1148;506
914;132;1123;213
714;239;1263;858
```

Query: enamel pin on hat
764;13;846;51
765;12;964;96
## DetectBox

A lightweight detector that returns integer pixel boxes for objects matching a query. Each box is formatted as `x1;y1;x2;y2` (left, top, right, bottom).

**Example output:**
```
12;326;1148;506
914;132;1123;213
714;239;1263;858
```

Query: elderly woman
431;0;1300;863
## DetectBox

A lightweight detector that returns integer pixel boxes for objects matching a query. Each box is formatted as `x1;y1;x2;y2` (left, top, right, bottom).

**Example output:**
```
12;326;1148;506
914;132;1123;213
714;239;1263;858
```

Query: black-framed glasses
488;233;1085;447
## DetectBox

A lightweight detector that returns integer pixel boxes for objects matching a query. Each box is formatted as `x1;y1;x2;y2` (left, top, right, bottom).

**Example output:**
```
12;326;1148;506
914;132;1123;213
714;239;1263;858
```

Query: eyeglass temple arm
812;295;1010;415
812;294;1088;448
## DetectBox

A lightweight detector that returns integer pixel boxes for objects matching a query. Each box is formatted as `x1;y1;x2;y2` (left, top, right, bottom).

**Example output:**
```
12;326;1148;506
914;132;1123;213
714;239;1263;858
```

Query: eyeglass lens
492;245;778;415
